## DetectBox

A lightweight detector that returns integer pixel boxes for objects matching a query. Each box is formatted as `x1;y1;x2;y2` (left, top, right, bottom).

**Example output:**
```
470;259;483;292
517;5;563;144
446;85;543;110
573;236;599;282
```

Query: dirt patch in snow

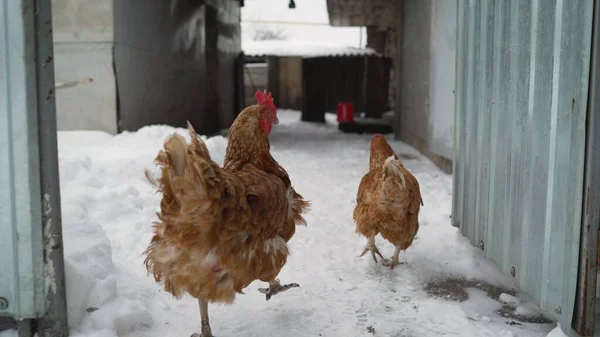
424;277;552;324
424;277;514;302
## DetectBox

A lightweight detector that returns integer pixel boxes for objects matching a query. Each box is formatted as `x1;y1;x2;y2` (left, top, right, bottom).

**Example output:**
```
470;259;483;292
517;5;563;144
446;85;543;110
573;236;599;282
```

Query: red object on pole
336;102;355;123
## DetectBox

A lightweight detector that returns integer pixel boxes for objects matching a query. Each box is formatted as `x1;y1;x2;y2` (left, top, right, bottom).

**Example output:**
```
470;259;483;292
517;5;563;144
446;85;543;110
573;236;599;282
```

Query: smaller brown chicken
353;134;423;269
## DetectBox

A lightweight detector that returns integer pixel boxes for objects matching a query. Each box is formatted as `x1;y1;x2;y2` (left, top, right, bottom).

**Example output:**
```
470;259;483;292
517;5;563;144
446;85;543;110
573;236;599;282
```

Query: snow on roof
243;40;379;58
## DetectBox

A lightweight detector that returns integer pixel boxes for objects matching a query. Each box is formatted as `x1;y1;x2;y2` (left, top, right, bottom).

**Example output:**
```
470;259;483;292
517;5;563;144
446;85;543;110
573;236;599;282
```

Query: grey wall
398;0;431;142
428;0;456;160
51;0;241;135
395;0;456;166
215;0;243;128
52;0;117;134
113;0;242;135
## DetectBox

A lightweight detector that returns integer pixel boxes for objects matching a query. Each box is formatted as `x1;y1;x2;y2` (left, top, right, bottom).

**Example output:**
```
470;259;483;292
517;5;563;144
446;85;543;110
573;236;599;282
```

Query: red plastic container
336;102;355;123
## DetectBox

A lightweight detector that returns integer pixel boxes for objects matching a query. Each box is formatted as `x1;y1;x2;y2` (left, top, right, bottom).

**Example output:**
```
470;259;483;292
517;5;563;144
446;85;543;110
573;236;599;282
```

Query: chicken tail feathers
383;155;406;189
382;155;424;210
186;121;212;161
145;128;224;240
143;128;234;299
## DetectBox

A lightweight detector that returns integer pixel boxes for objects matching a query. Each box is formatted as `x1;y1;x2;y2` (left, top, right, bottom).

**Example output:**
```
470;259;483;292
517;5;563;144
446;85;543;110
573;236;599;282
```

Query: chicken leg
381;247;406;269
258;279;299;301
190;299;213;337
359;236;385;263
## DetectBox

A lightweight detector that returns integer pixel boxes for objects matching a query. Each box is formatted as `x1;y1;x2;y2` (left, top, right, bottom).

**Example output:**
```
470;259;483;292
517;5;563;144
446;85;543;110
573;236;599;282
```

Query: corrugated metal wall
452;0;594;333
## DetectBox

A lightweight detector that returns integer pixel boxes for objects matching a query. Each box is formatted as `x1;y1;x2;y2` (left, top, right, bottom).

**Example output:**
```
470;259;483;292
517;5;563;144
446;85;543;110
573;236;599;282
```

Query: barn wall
452;1;594;334
52;0;117;134
397;0;431;142
266;57;303;110
113;0;241;135
277;57;303;110
427;0;456;160
113;0;208;133
394;0;455;172
215;0;243;128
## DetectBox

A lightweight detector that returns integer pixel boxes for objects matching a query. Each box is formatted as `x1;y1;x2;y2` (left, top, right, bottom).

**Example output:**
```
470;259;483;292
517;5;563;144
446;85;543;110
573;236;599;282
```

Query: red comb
255;90;277;113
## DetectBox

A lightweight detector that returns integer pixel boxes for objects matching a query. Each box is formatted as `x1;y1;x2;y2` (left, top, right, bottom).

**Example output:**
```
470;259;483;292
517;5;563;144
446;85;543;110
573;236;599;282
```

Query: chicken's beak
272;115;279;125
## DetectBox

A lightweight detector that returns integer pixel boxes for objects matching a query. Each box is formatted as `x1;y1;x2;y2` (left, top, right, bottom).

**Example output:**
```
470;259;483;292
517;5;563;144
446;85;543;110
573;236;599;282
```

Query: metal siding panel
452;0;466;231
517;0;539;292
524;0;555;296
487;0;511;265
474;0;494;251
463;0;479;244
453;0;594;331
0;0;46;318
506;0;532;279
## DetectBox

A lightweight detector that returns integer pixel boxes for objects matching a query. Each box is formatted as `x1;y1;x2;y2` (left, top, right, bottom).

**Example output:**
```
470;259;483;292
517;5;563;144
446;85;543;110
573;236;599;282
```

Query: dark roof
326;0;396;27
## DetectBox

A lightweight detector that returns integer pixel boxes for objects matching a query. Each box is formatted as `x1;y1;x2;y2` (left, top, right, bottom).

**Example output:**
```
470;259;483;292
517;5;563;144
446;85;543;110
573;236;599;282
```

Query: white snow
1;110;557;337
499;293;522;306
499;292;545;319
243;40;377;57
545;324;568;337
241;0;365;48
515;302;543;318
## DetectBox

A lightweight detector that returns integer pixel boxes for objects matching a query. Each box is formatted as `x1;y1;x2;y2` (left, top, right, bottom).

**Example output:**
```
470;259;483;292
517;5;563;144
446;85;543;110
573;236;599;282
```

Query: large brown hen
353;134;423;269
143;91;310;337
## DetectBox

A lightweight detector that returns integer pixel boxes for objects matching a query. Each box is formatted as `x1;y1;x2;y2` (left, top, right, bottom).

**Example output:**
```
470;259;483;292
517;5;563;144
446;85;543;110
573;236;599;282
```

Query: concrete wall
113;0;242;135
52;0;117;134
395;0;456;172
427;0;456;160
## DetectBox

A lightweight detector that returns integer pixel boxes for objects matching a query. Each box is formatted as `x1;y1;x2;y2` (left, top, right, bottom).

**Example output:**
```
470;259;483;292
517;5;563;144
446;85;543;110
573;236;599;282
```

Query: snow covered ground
2;110;559;337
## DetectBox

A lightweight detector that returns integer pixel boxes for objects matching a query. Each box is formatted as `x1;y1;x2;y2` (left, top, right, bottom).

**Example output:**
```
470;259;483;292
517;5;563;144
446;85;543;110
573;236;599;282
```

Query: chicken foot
381;247;406;269
359;236;385;263
258;278;299;301
190;299;213;337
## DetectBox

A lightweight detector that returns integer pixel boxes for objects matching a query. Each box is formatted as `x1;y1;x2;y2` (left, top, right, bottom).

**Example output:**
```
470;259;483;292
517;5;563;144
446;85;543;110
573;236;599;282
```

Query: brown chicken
143;91;310;337
353;134;423;269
